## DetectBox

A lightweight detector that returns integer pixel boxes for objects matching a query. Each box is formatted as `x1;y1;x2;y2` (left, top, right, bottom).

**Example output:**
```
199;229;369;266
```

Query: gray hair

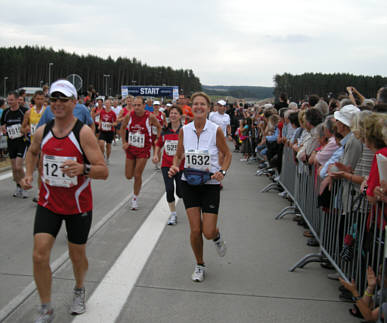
323;115;336;135
288;102;298;110
340;98;353;108
315;100;329;116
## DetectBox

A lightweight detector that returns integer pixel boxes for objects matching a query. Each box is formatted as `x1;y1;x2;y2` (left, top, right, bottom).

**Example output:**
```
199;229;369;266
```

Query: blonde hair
191;92;211;106
363;113;387;149
383;119;387;145
351;110;372;140
298;110;306;128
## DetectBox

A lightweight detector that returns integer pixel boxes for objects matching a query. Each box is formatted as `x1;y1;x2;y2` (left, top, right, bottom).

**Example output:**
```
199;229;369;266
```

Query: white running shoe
35;307;54;323
105;158;110;166
20;188;28;199
13;186;21;198
70;287;86;315
131;198;138;210
191;264;205;282
167;214;177;225
240;158;247;162
214;236;227;257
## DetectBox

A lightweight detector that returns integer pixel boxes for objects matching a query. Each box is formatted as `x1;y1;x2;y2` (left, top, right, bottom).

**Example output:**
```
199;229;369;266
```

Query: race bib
95;115;100;123
43;155;78;188
101;122;112;131
30;124;38;136
7;124;22;139
184;149;210;171
152;125;158;135
165;140;178;156
128;132;145;148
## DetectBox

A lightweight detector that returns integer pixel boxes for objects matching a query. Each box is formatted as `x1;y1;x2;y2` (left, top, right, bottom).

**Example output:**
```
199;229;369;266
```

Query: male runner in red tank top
120;96;162;210
151;100;166;169
21;80;108;322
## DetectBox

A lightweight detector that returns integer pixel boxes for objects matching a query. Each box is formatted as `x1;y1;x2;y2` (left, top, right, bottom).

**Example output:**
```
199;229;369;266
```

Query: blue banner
121;86;179;101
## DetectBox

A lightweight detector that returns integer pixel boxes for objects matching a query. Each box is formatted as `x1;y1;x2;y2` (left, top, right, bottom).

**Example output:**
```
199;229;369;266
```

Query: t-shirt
367;147;387;197
145;105;154;113
37;104;93;128
99;109;117;132
274;101;288;111
111;105;122;118
0;106;28;141
182;105;194;125
209;112;230;136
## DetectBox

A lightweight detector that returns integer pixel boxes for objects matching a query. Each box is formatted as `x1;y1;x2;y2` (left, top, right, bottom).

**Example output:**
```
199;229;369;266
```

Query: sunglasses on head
49;96;71;103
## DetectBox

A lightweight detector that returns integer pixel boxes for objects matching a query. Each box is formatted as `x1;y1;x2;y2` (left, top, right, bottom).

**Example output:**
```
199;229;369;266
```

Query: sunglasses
49;96;71;103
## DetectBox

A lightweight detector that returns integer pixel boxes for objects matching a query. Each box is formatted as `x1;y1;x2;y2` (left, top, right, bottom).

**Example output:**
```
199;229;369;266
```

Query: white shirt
111;105;122;118
209;111;230;136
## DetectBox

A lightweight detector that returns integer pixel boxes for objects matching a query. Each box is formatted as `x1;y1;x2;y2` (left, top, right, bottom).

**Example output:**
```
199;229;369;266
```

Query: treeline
0;46;202;96
273;73;387;101
202;85;274;99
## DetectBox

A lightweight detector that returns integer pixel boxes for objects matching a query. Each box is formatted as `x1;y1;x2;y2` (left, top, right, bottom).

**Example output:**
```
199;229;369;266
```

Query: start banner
121;86;179;101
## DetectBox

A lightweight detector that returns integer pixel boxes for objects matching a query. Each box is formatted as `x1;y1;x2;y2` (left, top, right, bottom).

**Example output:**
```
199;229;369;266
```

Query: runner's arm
169;130;184;177
79;126;108;180
21;109;31;135
149;114;162;138
211;127;232;181
120;114;130;149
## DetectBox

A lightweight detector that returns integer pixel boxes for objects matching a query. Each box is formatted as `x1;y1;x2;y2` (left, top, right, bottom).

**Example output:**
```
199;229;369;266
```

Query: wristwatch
83;164;91;176
220;170;227;176
352;295;361;302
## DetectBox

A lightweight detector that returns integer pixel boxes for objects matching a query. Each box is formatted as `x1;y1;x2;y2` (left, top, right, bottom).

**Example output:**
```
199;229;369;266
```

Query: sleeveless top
30;106;46;137
126;110;152;152
157;125;184;169
182;119;220;184
39;119;92;214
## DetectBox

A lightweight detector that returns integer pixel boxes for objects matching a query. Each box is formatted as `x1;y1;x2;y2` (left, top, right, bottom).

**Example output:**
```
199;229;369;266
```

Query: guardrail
270;146;386;312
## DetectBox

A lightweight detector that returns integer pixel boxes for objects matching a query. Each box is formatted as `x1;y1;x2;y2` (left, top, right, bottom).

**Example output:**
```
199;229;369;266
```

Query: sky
1;0;387;87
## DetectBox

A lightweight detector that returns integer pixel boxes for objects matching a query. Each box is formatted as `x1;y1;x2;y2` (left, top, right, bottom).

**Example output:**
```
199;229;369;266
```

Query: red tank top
39;120;92;215
100;109;116;132
156;125;184;169
126;110;152;152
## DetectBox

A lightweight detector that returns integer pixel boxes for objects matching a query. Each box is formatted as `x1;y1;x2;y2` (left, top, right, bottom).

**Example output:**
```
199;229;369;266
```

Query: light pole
131;80;136;86
48;63;54;86
40;80;44;88
103;74;110;97
3;77;8;97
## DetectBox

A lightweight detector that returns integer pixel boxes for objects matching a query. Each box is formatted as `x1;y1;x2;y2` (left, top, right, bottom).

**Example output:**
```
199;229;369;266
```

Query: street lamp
3;77;8;97
40;80;44;88
48;63;54;86
103;74;110;97
131;80;136;86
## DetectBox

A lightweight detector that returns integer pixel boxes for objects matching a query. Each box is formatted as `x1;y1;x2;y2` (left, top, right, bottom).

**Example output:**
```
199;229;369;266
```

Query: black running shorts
7;139;27;159
181;181;220;214
34;205;92;244
98;131;114;144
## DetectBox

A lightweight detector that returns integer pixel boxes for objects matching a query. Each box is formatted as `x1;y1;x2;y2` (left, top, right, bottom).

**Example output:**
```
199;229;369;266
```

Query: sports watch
220;170;227;176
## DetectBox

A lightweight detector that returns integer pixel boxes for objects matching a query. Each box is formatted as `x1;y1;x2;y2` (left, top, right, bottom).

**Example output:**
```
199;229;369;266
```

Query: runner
0;91;29;198
180;95;194;125
98;98;117;165
121;96;162;210
151;100;166;169
168;91;232;282
91;97;104;136
152;105;183;225
21;90;47;202
20;79;108;322
111;98;122;144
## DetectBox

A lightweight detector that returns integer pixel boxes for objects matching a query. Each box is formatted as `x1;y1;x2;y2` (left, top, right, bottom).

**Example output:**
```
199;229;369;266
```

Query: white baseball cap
153;100;161;105
217;99;227;106
166;103;173;107
49;80;78;99
334;104;360;127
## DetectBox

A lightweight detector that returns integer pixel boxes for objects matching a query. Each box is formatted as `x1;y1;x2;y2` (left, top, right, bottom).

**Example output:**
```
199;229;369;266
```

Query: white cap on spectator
264;103;273;109
334;104;360;127
166;103;173;107
217;99;226;106
49;80;78;99
153;100;161;105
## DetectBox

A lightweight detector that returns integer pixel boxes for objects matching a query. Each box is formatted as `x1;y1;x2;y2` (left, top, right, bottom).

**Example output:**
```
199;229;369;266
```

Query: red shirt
278;121;284;137
182;105;193;125
156;125;184;169
367;147;387;197
39;121;92;214
94;107;103;125
99;109;116;132
126;110;152;153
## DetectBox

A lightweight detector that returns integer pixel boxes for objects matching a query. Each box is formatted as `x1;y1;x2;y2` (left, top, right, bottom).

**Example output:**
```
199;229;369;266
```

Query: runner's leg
68;243;88;289
186;207;204;264
133;158;148;196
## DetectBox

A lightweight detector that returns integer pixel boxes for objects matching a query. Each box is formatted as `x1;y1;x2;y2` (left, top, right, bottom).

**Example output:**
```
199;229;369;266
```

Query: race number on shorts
7;124;22;139
43;155;78;188
184;149;210;171
128;132;145;148
165;140;178;156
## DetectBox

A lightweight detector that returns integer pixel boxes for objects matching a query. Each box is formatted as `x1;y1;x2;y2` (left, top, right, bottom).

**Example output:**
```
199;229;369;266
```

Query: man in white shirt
209;100;232;140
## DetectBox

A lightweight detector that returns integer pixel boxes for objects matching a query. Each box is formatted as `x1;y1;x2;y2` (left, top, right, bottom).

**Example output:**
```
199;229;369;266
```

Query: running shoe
131;198;138;210
35;307;54;323
240;158;247;162
13;186;21;198
70;287;86;315
167;214;177;225
191;264;206;282
105;158;110;166
20;188;28;199
214;236;227;257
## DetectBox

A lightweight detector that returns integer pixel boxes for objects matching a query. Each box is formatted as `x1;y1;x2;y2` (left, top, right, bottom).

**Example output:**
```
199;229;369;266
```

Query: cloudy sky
1;0;387;86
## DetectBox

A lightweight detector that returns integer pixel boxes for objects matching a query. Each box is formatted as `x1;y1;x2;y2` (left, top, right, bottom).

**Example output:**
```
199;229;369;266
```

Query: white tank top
182;119;220;185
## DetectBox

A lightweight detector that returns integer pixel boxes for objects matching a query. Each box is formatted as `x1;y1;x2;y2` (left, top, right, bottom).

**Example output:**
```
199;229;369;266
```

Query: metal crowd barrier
268;146;387;305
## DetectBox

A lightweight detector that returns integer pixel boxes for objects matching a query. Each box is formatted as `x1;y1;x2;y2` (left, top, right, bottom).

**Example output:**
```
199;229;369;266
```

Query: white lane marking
0;172;157;322
0;171;12;181
73;193;174;323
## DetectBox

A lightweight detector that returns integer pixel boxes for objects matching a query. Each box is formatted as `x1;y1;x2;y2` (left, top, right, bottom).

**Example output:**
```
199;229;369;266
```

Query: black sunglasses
49;96;71;103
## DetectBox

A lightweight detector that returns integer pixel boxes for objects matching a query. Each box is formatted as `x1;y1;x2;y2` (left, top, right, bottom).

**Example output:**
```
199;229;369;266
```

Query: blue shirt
319;133;350;178
266;127;279;142
37;103;93;128
145;105;154;113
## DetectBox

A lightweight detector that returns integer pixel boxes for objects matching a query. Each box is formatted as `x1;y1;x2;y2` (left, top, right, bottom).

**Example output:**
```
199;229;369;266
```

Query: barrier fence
269;146;386;317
